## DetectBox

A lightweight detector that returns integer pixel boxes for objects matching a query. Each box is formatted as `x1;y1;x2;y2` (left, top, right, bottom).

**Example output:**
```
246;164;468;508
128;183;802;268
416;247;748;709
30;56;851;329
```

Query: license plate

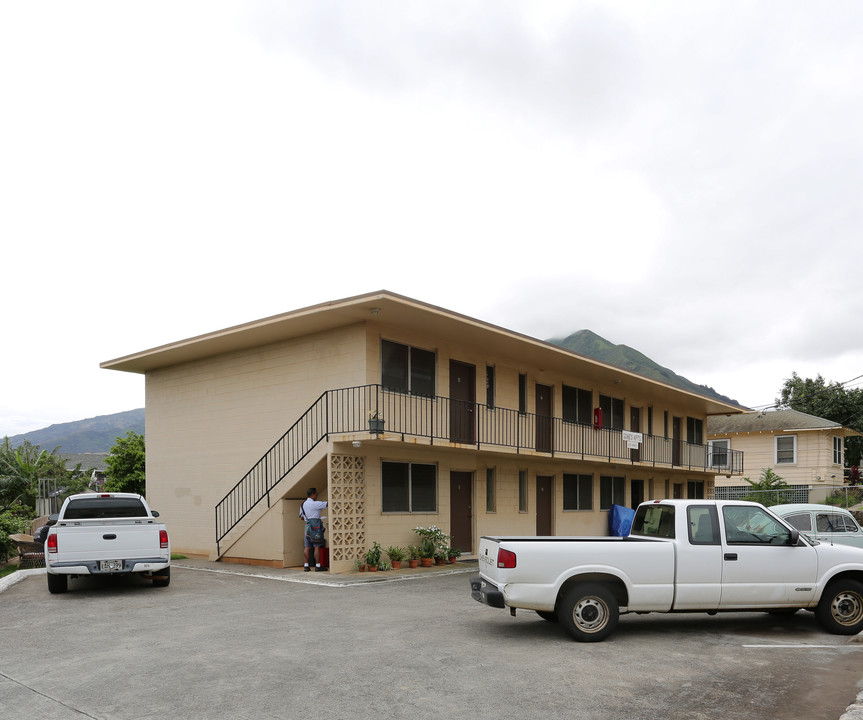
101;560;122;572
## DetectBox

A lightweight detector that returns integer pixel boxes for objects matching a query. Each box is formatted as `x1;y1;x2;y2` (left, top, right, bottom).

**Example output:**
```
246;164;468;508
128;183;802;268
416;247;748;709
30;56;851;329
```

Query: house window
599;475;625;510
518;373;527;414
518;470;527;512
775;435;797;464
834;436;843;465
381;461;437;513
486;468;496;512
687;480;705;499
687;417;703;445
709;439;730;468
562;385;592;425
486;366;495;409
563;473;593;510
381;340;435;397
598;395;624;430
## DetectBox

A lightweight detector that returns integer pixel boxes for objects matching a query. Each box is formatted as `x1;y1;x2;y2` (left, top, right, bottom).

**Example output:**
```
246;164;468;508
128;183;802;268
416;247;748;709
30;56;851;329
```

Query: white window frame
708;439;730;469
833;436;843;465
775;435;797;464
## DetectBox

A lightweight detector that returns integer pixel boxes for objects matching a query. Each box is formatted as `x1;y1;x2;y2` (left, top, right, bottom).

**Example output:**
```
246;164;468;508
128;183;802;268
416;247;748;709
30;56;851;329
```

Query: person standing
300;487;328;572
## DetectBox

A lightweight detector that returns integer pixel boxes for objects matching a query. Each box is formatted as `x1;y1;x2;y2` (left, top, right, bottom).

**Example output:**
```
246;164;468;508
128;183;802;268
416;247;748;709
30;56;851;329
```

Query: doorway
536;475;553;535
672;416;682;466
631;479;645;509
449;360;476;444
535;384;553;454
449;471;473;553
630;407;641;463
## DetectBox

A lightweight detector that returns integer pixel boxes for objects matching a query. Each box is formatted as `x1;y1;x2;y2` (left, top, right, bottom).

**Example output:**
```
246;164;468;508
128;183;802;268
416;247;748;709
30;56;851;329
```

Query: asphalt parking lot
2;562;863;720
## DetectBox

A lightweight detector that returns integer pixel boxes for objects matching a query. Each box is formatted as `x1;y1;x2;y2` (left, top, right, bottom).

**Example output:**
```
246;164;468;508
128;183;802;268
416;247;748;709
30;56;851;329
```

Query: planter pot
434;557;446;566
368;565;378;572
448;557;458;564
408;559;419;569
420;558;434;567
391;560;401;570
368;418;385;434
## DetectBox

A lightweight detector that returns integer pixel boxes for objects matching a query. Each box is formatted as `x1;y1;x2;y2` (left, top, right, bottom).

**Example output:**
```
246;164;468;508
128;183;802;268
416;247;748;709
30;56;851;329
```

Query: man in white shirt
300;487;328;572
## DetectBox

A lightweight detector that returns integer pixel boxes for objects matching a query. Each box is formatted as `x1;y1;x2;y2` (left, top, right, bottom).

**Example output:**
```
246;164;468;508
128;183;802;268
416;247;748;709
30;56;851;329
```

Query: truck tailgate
54;522;164;563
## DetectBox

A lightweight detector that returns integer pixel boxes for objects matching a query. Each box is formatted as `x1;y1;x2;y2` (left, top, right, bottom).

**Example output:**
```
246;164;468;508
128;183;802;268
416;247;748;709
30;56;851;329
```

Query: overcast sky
2;1;862;438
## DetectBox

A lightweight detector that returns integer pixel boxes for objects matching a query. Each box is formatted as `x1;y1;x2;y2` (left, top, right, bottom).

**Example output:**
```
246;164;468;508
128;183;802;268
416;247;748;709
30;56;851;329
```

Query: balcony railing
338;384;743;474
215;383;743;554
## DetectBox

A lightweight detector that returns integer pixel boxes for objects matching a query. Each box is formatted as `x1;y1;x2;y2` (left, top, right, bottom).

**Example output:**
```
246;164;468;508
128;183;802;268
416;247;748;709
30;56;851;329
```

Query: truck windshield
631;504;675;538
63;497;148;520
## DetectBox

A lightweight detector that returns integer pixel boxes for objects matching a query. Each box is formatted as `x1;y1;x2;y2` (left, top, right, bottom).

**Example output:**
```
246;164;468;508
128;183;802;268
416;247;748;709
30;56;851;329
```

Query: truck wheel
47;573;68;594
559;583;619;642
536;610;558;623
816;580;863;635
152;568;170;587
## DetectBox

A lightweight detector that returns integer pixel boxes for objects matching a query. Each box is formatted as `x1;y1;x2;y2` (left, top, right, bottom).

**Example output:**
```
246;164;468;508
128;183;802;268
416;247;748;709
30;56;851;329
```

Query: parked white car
772;504;863;550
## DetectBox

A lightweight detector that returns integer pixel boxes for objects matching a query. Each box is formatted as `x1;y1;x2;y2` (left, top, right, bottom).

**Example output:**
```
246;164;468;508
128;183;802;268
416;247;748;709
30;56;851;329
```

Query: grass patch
171;553;187;560
0;563;20;579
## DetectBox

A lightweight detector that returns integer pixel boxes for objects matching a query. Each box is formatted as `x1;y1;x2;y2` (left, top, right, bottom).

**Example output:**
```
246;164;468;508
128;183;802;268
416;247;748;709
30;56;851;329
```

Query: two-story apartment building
101;291;746;572
709;409;861;504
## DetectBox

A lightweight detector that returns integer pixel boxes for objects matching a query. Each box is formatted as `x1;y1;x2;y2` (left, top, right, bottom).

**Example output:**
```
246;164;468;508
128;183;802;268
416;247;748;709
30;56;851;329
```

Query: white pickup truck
46;493;170;594
470;499;863;642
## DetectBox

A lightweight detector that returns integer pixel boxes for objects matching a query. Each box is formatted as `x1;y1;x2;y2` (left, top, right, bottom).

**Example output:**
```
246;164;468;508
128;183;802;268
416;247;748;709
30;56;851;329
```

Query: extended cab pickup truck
470;499;863;642
46;493;170;594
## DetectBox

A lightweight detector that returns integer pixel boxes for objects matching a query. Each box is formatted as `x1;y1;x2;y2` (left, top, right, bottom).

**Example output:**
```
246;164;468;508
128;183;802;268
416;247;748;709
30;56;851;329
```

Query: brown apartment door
449;360;476;444
536;476;553;535
450;471;473;553
535;384;553;454
672;416;682;466
630;407;641;463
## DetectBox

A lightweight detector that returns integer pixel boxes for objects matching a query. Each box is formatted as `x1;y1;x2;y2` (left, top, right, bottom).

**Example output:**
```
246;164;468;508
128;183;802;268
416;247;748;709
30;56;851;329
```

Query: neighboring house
708;409;861;503
101;291;746;573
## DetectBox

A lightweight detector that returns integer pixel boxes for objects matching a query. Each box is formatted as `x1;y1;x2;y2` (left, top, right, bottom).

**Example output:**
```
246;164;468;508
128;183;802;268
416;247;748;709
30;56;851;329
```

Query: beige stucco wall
145;323;366;555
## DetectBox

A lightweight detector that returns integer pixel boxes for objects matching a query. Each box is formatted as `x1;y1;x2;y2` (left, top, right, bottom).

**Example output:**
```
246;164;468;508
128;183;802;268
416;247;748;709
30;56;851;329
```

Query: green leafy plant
386;546;406;562
407;545;421;561
419;538;436;559
364;541;383;567
446;547;462;559
741;468;790;506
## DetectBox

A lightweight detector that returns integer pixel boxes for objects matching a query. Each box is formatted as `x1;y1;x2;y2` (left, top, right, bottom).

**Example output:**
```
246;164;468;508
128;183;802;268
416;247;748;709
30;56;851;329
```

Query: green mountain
548;330;743;408
6;408;145;454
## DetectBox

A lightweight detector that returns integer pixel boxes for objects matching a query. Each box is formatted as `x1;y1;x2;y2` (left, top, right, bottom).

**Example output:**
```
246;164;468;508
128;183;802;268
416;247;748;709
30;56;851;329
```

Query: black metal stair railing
215;384;744;554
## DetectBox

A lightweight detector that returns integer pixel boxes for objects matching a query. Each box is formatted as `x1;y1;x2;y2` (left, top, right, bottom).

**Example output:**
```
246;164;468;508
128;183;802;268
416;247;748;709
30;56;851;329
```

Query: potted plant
386;545;406;570
407;545;420;569
352;557;367;573
434;548;447;566
368;410;385;435
365;541;383;571
419;538;436;567
446;547;462;564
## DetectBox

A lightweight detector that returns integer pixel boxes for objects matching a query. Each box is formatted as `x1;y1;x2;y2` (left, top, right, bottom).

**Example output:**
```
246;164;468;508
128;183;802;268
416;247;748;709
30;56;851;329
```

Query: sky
2;1;863;437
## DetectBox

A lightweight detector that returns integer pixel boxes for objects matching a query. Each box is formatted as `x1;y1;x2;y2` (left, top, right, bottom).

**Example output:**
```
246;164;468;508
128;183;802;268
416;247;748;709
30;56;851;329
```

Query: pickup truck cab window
722;506;794;545
631;504;675;538
62;497;148;519
687;506;719;545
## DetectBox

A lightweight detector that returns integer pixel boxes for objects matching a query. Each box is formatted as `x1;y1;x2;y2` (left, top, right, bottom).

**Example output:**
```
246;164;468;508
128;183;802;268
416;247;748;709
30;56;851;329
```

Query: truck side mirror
789;528;799;545
151;510;160;518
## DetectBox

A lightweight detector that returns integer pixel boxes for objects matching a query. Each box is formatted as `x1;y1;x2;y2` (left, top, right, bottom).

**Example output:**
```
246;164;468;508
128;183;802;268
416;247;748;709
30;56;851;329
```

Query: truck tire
47;573;68;594
816;579;863;635
559;583;619;642
152;568;170;587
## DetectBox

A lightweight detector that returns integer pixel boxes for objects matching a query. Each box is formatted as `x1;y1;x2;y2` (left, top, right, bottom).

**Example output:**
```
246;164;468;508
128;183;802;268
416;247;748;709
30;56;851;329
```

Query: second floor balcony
325;384;744;475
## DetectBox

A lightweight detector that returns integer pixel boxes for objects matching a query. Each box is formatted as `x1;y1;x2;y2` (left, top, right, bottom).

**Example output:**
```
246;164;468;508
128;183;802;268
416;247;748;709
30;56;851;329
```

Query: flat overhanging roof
101;290;748;416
